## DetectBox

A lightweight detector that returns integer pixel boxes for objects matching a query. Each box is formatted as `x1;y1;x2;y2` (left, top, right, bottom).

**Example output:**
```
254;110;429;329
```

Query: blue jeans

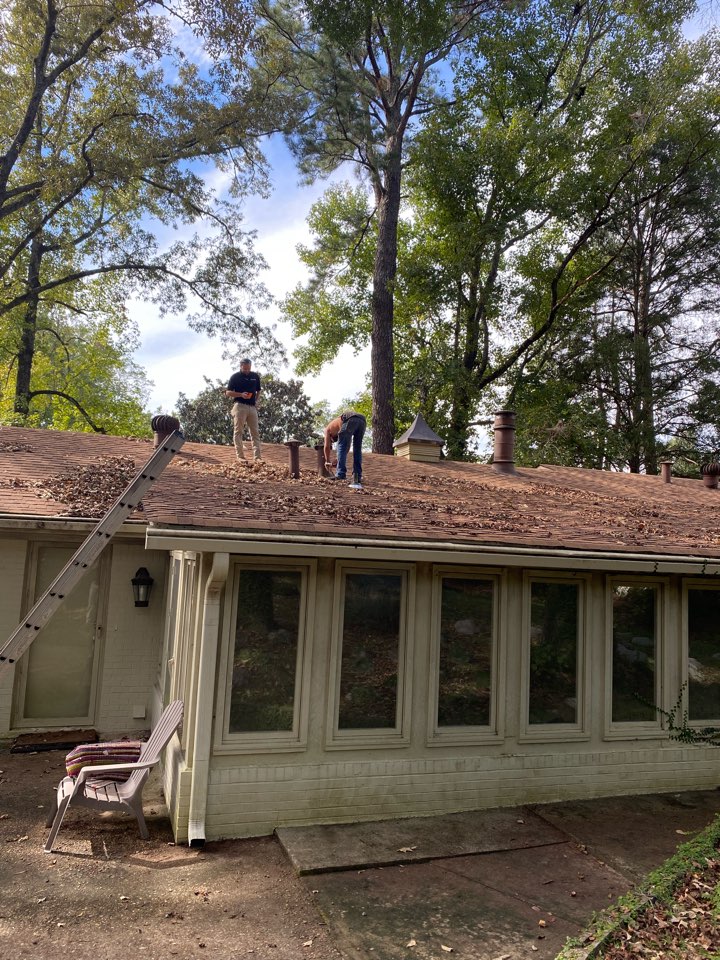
336;415;366;480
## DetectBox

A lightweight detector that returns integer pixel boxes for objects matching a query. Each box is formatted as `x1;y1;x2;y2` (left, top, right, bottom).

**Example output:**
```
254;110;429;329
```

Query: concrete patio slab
276;806;566;875
532;789;720;881
304;855;581;960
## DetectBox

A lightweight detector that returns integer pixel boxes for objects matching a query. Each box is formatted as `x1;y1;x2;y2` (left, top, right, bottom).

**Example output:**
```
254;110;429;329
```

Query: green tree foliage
283;0;712;461
508;32;720;473
176;375;325;445
257;0;503;453
0;0;281;432
0;275;152;436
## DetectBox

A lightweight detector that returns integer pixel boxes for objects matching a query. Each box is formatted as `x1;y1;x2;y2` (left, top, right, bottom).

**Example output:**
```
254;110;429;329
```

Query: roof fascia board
0;517;146;537
144;529;720;576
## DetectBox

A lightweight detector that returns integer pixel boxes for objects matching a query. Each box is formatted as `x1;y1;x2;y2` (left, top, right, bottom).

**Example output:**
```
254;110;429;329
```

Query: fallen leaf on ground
398;846;417;853
406;939;417;947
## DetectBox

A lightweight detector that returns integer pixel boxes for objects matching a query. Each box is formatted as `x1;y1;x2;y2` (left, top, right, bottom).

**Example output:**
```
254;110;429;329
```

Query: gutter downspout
187;551;229;847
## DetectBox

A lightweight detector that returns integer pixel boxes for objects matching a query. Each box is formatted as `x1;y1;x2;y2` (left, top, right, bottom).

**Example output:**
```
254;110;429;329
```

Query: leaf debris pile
15;456;139;518
0;441;33;452
600;853;720;959
173;457;720;548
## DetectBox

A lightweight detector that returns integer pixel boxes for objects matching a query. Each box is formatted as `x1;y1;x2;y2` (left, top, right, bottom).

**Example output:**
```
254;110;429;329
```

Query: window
338;572;403;730
229;569;303;733
611;583;659;724
437;577;495;727
687;587;720;722
218;561;313;752
528;581;579;725
328;565;412;747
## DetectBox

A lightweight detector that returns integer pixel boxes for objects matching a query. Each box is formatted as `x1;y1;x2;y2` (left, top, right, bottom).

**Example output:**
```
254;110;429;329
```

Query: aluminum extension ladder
0;430;184;675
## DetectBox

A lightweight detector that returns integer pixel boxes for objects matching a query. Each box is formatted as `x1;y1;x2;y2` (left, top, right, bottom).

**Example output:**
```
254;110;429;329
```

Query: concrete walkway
278;790;720;960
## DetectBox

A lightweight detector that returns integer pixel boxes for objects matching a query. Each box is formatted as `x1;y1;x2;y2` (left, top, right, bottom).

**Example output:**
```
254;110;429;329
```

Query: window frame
605;576;667;739
215;557;316;755
519;571;590;743
426;566;504;747
325;561;414;750
682;580;720;727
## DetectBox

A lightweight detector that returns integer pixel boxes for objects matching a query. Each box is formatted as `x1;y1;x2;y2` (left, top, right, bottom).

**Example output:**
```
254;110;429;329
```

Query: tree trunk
13;236;42;418
371;152;401;454
448;271;480;460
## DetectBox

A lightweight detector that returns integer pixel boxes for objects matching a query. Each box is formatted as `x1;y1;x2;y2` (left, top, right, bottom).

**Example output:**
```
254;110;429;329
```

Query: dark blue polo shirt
228;371;261;406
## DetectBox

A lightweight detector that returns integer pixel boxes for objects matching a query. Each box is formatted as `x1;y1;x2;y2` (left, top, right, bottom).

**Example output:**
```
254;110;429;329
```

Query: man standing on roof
324;410;366;483
226;358;262;461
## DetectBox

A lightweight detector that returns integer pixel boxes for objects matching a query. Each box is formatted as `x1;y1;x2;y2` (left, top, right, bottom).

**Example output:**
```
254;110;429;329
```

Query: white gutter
187;551;229;847
145;527;720;576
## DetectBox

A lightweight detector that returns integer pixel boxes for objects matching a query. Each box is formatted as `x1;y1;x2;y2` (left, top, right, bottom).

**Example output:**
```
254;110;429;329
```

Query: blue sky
132;133;370;415
133;4;717;418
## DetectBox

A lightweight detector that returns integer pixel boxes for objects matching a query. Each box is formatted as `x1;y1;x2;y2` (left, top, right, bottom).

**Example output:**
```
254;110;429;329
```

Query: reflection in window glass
529;582;578;724
438;578;494;727
688;589;720;721
229;570;301;733
612;584;657;722
339;573;402;730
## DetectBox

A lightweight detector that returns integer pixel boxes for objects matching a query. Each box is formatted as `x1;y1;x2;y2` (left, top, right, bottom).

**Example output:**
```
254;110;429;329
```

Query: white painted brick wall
201;745;720;839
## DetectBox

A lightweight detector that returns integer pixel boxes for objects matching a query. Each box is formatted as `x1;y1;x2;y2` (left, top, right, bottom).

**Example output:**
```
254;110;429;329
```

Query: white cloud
133;164;370;414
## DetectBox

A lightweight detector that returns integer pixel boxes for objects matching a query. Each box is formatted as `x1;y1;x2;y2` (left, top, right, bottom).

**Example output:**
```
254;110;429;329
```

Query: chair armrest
74;758;158;788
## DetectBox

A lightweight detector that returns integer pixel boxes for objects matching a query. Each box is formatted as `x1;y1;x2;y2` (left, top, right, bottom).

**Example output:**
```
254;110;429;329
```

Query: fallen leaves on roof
12;456;139;518
0;441;33;453
170;456;720;548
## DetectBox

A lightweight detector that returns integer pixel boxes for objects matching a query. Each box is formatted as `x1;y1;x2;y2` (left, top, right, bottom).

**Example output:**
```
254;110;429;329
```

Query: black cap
240;357;251;364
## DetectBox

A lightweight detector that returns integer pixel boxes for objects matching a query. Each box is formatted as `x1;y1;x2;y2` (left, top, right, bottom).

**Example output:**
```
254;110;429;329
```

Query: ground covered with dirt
0;748;341;960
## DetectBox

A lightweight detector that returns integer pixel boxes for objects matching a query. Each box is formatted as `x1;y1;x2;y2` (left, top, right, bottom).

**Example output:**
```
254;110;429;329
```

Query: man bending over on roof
226;358;262;461
324;411;366;482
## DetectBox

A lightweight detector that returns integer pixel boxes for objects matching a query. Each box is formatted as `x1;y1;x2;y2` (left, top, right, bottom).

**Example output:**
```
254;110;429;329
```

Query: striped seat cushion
65;740;143;781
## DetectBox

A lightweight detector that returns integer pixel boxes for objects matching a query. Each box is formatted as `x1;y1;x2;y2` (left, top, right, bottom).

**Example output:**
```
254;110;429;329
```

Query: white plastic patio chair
44;699;183;853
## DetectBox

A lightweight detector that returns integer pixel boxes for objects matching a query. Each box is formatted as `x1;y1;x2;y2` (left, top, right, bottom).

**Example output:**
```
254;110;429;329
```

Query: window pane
688;589;720;721
339;573;402;730
529;582;579;724
24;545;99;720
229;570;301;733
612;584;657;722
438;578;494;727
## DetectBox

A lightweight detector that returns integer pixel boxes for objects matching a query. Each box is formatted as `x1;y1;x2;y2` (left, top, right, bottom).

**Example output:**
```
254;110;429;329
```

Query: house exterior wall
95;543;169;734
0;531;168;739
164;551;720;842
0;538;29;733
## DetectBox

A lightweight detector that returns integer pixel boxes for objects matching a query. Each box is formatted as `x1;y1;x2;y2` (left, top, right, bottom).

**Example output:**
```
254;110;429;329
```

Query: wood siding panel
0;539;28;731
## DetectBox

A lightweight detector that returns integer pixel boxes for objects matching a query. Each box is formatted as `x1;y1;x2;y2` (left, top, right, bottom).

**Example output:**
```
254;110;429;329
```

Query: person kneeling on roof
324;411;366;482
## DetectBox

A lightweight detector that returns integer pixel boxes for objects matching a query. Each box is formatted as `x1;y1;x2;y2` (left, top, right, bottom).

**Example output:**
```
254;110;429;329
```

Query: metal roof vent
151;414;181;448
702;461;720;489
393;413;444;462
492;410;516;475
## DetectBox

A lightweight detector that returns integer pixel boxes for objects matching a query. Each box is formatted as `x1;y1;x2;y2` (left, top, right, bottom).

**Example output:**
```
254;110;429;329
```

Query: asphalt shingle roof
0;425;718;558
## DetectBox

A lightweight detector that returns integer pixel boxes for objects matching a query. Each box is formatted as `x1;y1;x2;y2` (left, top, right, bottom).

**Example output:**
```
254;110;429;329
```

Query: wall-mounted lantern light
131;567;154;607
